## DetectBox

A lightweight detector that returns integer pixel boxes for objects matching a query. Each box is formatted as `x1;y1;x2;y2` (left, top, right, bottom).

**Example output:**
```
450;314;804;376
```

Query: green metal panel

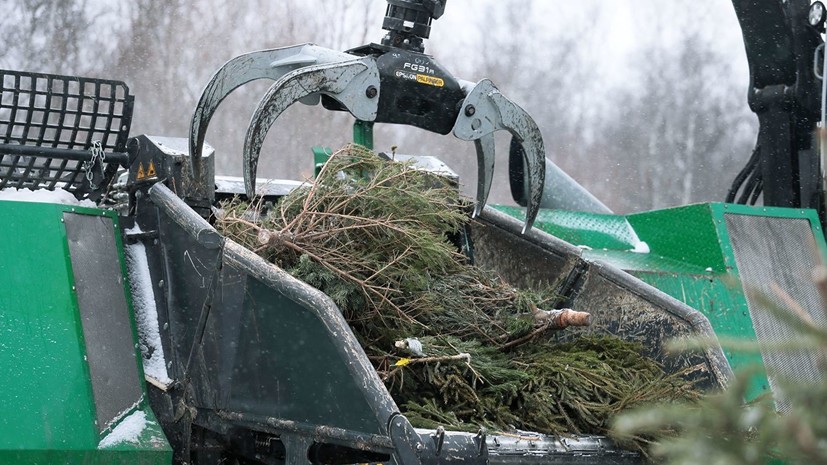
631;204;827;401
577;248;708;274
0;410;169;464
629;272;768;398
0;450;164;465
313;146;333;177
0;201;99;449
627;203;729;273
494;206;639;250
497;202;827;402
0;200;171;464
353;120;375;149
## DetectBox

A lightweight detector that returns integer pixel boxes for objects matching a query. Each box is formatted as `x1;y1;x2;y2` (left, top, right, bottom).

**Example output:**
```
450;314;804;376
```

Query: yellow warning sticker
416;74;445;87
136;162;146;180
147;161;157;177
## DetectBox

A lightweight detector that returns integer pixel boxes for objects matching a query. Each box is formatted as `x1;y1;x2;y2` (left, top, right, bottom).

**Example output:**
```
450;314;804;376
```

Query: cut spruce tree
216;145;699;437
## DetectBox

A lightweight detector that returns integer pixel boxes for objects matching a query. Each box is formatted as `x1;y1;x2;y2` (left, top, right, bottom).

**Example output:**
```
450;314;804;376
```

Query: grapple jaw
452;79;545;233
188;44;361;168
189;22;546;232
243;59;381;198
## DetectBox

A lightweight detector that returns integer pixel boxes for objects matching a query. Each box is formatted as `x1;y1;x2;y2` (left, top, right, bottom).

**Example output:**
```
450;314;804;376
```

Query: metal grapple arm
729;0;823;215
188;1;546;232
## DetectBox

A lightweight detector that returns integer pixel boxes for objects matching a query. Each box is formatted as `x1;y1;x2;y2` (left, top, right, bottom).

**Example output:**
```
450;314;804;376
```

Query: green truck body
0;201;171;465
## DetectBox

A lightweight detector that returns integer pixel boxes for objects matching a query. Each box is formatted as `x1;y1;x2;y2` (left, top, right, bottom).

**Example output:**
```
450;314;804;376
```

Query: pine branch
215;145;699;444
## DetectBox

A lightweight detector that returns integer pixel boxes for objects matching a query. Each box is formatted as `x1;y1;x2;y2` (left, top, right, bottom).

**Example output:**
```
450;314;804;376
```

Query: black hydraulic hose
727;145;761;203
749;179;763;205
726;152;756;202
737;165;762;205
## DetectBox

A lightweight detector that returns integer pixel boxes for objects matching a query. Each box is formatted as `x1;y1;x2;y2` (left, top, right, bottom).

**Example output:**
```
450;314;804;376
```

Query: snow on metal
0;187;96;207
98;410;148;449
124;225;172;386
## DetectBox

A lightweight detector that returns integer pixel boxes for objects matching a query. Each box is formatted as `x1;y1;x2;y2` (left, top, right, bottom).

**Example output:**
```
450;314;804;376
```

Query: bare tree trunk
0;0;96;74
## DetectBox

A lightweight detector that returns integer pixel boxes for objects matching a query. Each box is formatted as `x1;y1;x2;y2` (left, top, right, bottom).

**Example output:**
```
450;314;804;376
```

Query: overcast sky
429;0;749;85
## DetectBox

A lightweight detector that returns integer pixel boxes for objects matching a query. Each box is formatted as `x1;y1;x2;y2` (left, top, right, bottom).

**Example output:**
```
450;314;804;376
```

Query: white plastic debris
124;225;172;386
98;410;148;449
0;187;96;207
395;337;425;356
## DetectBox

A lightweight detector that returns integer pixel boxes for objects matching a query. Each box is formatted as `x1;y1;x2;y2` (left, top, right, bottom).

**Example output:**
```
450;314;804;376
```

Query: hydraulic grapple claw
242;59;380;198
189;44;361;171
453;79;546;233
473;133;496;219
189;6;546;233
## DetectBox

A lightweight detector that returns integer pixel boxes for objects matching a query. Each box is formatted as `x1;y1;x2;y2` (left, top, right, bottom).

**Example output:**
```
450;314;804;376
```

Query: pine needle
215;145;700;441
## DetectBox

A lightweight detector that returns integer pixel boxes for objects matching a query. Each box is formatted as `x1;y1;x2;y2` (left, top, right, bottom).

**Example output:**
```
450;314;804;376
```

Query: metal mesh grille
0;151;84;192
0;69;133;198
725;214;827;412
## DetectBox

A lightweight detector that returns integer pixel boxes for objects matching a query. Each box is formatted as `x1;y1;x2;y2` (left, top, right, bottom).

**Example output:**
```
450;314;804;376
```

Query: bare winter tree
370;0;601;206
0;0;754;215
97;0;369;180
587;2;755;213
0;0;96;74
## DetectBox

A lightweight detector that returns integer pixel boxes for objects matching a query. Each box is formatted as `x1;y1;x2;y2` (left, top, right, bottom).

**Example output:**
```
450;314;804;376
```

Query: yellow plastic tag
416;75;445;87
